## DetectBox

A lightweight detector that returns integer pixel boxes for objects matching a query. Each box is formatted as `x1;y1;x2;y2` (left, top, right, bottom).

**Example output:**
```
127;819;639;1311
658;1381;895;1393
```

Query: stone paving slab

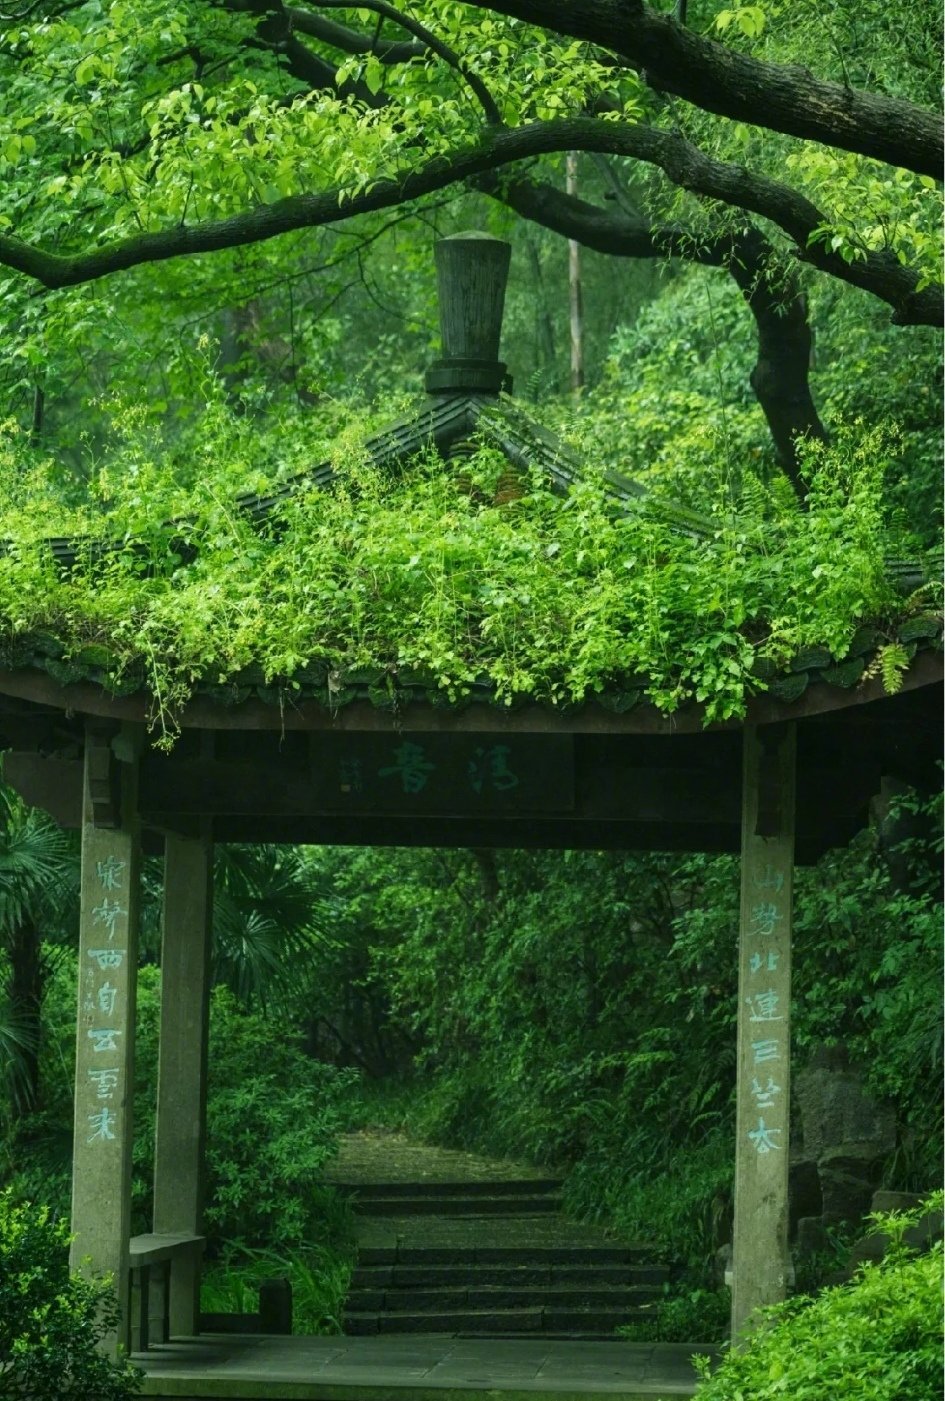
355;1216;645;1253
327;1133;554;1186
138;1334;714;1399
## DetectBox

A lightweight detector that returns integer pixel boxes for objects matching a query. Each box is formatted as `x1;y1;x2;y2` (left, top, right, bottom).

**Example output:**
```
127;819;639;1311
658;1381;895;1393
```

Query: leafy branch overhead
0;0;939;327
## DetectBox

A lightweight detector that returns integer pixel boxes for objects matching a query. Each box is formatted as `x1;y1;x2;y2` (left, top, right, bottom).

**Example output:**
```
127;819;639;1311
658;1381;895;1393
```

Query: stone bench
129;1232;205;1352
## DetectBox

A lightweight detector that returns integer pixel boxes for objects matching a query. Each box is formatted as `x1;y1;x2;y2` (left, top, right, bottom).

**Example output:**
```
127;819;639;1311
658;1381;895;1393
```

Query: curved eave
0;647;939;737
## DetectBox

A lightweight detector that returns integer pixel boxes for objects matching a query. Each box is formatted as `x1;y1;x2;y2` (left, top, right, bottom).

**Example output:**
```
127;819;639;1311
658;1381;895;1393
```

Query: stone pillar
152;829;213;1337
731;723;796;1340
71;725;141;1354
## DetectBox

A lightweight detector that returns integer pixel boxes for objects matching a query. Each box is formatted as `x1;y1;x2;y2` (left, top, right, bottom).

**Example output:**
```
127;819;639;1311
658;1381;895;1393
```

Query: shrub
693;1199;944;1401
201;989;359;1251
132;978;358;1252
0;1190;141;1399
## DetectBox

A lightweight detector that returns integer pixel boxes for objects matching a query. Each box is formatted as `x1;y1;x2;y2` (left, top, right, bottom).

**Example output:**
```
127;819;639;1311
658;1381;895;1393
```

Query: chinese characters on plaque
310;735;573;813
376;741;520;797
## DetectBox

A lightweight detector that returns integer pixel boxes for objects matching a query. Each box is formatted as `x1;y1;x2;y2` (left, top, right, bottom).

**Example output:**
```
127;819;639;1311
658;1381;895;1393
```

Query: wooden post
731;722;796;1340
71;724;141;1354
152;829;213;1336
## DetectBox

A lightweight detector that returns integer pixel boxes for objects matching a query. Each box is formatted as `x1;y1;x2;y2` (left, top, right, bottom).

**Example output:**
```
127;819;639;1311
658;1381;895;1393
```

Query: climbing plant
0;378;936;746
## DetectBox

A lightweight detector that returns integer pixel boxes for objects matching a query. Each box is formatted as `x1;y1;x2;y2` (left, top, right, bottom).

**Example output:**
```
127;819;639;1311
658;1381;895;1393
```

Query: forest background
0;0;942;1365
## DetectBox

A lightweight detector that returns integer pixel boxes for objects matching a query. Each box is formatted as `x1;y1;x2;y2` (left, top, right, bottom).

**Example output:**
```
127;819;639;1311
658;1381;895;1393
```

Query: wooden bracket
86;726;120;828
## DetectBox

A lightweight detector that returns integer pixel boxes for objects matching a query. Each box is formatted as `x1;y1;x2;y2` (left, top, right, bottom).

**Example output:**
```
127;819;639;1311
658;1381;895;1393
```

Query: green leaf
364;55;384;96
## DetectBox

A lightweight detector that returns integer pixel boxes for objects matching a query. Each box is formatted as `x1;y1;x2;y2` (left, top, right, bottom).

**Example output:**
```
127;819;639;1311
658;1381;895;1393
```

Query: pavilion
0;233;940;1365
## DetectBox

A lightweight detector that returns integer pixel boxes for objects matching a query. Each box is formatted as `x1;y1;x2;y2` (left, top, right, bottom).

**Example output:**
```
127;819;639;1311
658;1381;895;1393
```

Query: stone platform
138;1332;716;1399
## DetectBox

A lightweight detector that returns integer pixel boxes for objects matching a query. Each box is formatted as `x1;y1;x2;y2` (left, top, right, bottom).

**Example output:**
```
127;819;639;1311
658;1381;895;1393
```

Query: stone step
355;1193;560;1216
357;1243;657;1266
346;1284;661;1312
351;1262;670;1289
341;1178;562;1198
344;1305;650;1336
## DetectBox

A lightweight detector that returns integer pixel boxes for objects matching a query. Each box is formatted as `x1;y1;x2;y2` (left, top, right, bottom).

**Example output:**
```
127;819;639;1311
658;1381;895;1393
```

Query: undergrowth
693;1197;944;1400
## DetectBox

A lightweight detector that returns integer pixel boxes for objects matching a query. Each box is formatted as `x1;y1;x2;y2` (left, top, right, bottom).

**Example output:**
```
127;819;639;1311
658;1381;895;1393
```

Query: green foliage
0;1190;141;1399
563;263;942;544
567;1129;736;1279
306;782;941;1314
201;1226;355;1335
0;782;78;1117
0;376;934;745
137;843;335;1011
620;1278;731;1344
133;973;358;1252
693;1197;944;1400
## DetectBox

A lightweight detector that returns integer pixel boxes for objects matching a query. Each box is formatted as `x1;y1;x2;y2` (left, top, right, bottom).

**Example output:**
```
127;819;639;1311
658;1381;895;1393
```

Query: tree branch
311;0;502;124
3;117;940;326
286;7;424;64
479;170;826;490
466;0;942;176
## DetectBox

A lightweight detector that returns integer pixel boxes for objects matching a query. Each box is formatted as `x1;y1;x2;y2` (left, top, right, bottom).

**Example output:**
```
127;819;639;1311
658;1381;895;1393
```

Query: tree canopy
0;0;940;740
0;0;939;503
0;1;940;310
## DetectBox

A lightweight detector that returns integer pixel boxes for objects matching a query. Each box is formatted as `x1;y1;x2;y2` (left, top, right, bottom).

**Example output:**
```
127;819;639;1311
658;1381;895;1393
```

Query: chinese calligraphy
88;1068;120;1101
91;898;125;942
747;1118;782;1154
468;745;519;794
749;902;782;938
746;990;783;1023
322;735;574;811
378;742;436;794
751;1038;780;1067
88;948;125;970
81;847;131;1153
87;1107;117;1143
753;864;785;894
97;982;118;1017
751;1076;781;1110
338;758;363;794
743;844;791;1158
95;856;126;891
88;1028;122;1053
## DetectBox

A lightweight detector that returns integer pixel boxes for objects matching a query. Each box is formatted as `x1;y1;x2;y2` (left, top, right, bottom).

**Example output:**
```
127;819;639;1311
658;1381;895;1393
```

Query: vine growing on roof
0;367;937;747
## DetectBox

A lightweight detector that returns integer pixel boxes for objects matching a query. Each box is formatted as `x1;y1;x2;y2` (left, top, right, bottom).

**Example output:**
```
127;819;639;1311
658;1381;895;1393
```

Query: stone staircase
338;1172;670;1339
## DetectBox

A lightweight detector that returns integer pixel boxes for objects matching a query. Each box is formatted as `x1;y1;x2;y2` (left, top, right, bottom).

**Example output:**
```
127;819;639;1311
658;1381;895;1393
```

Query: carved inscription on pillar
71;731;139;1353
731;723;796;1341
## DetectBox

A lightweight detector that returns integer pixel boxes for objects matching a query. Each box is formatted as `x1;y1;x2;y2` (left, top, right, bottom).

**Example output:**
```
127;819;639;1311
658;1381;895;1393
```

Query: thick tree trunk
484;173;826;491
727;232;826;493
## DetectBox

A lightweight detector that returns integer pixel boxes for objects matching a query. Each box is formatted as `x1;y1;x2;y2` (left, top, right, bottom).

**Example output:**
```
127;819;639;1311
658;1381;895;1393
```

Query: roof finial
425;232;512;396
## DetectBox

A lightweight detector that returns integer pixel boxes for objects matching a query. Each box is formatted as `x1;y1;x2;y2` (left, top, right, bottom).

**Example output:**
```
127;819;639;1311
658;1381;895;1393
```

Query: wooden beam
194;811;853;863
0;652;938;734
0;741;876;860
136;750;870;825
1;752;81;826
731;723;796;1339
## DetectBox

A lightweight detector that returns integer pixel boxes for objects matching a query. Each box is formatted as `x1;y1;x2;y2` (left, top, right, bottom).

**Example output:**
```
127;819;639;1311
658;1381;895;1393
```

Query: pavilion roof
0;232;940;744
